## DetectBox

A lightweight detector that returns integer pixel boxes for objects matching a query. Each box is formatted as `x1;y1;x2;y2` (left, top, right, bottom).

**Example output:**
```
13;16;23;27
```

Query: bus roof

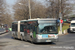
20;20;38;22
12;18;57;23
20;18;57;22
28;18;57;21
12;21;18;23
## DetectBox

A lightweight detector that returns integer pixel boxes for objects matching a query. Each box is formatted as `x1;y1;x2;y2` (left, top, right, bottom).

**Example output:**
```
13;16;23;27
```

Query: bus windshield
39;23;57;33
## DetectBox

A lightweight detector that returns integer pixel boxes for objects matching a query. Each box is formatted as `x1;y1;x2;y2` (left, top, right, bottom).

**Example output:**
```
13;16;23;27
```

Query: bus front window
39;23;57;33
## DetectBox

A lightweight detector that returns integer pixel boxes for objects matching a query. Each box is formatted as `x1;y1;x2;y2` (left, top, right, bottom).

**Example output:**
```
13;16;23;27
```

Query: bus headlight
37;35;42;39
55;35;58;39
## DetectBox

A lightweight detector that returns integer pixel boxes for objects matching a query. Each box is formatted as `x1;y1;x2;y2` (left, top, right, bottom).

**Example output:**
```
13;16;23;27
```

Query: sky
6;0;75;6
6;0;17;5
6;0;46;5
6;0;17;14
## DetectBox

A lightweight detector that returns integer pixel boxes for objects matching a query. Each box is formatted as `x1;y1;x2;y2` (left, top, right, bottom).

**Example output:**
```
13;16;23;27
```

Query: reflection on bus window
20;24;24;32
39;23;57;33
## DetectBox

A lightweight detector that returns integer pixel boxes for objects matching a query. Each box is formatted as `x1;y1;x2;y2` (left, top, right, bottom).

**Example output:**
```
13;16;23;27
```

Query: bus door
27;24;31;40
15;24;17;37
29;23;37;41
24;24;28;41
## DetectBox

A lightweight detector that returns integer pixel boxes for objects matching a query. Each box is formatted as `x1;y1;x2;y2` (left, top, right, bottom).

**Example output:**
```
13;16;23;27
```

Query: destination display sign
38;20;56;23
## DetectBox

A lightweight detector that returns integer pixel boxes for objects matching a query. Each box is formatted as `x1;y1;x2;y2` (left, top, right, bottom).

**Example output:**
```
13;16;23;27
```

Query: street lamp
18;3;22;5
28;0;31;19
18;0;31;19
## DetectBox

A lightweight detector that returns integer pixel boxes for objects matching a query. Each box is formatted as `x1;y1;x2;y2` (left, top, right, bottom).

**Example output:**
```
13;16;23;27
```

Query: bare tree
31;1;47;18
46;0;72;19
0;0;13;27
13;0;29;20
13;0;47;21
3;13;13;27
0;0;5;23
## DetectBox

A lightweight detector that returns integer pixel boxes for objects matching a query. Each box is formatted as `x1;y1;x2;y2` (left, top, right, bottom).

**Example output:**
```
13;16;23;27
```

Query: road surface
0;32;75;50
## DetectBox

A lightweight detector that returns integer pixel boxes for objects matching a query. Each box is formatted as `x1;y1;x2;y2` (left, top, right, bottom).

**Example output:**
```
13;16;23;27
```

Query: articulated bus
12;18;58;43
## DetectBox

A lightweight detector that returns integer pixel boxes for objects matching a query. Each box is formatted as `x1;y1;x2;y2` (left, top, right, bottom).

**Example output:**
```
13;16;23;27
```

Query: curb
0;32;9;37
0;32;5;35
58;29;69;36
0;32;8;35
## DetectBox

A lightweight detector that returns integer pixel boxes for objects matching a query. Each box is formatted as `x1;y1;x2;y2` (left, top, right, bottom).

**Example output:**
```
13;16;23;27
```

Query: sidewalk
58;29;69;36
58;33;68;36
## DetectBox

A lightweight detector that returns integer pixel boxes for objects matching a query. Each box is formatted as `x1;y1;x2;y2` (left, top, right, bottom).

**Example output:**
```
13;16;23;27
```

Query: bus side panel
12;31;15;37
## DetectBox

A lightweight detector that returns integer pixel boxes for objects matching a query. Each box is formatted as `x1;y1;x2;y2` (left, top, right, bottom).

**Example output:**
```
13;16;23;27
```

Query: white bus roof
12;21;18;23
12;18;57;23
28;18;56;20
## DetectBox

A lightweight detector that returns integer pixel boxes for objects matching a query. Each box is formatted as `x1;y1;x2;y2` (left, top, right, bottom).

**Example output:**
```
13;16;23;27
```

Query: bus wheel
24;37;27;42
30;37;33;43
25;38;27;42
12;34;15;39
31;40;33;43
21;35;23;41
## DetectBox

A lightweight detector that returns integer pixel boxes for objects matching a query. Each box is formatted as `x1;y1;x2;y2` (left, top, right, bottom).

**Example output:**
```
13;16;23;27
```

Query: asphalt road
0;32;75;50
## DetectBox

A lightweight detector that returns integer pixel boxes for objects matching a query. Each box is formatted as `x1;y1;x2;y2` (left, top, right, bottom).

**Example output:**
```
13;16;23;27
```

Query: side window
27;25;30;29
12;24;15;31
24;22;27;29
15;24;17;31
32;24;37;33
20;24;24;32
29;25;33;32
24;25;26;29
12;24;17;31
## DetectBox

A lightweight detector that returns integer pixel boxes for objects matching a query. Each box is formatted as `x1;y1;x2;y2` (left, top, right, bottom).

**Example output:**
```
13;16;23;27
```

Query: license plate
46;40;51;42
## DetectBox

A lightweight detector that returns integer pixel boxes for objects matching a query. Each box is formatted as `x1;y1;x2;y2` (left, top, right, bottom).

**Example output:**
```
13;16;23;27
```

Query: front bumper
36;38;58;43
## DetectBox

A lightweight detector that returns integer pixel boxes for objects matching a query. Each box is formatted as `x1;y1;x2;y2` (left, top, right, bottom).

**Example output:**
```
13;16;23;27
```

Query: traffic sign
60;19;63;23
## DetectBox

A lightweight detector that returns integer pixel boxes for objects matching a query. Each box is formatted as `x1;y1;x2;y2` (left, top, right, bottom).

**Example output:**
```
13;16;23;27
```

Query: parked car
5;28;9;32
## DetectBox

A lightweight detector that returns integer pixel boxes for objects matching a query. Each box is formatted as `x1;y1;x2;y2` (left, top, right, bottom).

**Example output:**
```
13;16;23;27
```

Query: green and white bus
12;18;58;43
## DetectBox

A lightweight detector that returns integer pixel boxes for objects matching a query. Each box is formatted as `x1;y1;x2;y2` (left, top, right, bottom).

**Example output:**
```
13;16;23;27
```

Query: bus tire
30;36;33;43
30;39;33;43
24;37;27;42
25;38;27;42
12;34;15;39
21;35;23;41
